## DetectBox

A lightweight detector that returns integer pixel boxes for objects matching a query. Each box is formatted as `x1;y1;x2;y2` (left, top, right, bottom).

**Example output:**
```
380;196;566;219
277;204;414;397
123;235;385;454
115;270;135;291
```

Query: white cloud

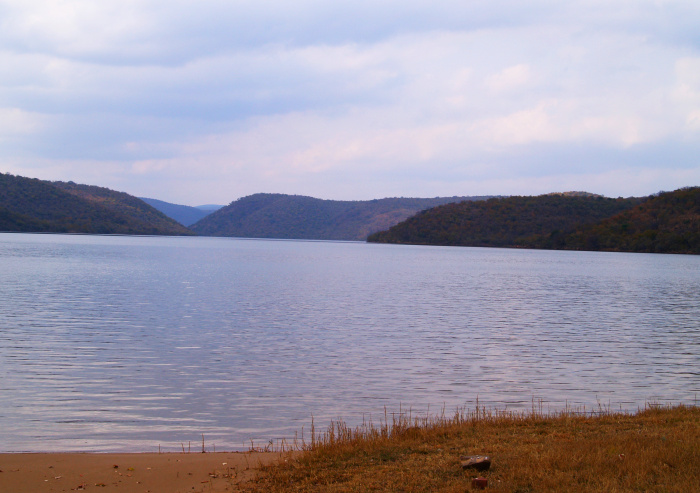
485;64;532;94
0;107;45;136
0;1;698;203
672;57;700;131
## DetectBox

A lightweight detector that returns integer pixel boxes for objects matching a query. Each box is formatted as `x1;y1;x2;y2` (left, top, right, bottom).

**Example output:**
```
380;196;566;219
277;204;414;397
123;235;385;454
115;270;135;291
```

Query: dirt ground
0;451;294;493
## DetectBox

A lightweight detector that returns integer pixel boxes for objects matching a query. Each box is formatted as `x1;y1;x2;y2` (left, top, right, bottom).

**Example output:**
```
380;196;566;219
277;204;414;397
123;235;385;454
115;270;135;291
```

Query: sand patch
0;451;292;493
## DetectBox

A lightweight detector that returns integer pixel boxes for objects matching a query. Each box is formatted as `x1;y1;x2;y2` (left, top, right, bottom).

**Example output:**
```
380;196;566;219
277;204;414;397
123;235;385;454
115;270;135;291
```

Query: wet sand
0;451;292;492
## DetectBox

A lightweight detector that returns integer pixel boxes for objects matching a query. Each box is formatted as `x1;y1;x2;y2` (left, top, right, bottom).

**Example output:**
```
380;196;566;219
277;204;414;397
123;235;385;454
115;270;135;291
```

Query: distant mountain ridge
191;193;495;240
368;188;700;254
5;171;695;252
0;173;192;235
140;197;223;226
195;204;225;211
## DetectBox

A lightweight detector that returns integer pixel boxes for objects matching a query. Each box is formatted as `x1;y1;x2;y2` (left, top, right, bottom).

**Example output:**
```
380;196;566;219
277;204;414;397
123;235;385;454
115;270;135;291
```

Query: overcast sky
1;1;699;205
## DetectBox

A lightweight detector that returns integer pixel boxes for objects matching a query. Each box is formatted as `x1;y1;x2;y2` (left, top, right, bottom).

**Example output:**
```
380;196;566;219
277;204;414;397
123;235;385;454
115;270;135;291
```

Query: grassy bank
242;404;699;492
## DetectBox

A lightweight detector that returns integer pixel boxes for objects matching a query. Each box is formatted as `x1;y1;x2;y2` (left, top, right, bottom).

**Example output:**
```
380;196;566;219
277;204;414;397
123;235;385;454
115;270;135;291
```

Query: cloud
0;107;45;137
0;1;698;203
485;64;532;94
673;57;700;130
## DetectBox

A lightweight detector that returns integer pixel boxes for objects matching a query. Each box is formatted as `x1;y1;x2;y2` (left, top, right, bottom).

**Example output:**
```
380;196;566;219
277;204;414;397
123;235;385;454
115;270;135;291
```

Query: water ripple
0;233;698;452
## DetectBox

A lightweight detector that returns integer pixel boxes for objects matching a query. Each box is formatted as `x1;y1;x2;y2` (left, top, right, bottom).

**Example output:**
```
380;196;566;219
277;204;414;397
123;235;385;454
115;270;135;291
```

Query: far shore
0;450;294;493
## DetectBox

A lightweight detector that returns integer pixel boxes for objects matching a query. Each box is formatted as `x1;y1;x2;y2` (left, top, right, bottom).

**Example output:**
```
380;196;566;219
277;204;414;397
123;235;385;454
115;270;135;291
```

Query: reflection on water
0;233;698;452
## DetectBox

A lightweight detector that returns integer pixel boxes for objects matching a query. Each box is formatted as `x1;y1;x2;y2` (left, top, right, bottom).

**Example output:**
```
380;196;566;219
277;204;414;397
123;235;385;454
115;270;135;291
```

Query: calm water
0;233;698;452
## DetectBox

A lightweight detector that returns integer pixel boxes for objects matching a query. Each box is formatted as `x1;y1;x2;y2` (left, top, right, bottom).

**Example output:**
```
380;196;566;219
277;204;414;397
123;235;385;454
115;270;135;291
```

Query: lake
0;233;698;452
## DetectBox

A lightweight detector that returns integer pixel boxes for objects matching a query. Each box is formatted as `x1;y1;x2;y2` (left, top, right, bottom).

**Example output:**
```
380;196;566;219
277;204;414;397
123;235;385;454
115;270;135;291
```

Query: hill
140;197;222;226
0;173;192;235
195;204;225;212
190;193;494;240
545;187;699;254
367;193;644;248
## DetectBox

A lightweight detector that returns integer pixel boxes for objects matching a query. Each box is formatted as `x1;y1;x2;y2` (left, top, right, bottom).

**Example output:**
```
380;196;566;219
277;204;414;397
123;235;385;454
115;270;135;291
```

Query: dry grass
242;404;699;492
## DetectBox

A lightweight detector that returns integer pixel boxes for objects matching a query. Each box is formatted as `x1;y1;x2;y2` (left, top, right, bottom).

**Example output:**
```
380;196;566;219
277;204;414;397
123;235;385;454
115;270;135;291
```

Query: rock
471;477;488;489
461;455;492;471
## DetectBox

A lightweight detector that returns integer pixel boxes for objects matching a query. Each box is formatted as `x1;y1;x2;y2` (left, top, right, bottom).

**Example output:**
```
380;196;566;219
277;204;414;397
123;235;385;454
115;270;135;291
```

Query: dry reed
242;403;699;492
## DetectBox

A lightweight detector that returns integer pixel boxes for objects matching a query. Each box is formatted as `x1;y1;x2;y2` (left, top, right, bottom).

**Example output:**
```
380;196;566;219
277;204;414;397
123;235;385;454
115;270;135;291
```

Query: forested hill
367;193;645;249
191;193;494;240
0;173;192;235
545;187;700;254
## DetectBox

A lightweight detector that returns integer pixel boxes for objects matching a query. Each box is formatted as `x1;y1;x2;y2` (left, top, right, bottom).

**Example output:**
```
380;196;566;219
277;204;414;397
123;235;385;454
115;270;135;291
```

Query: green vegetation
243;405;699;492
0;173;192;235
191;193;494;240
4;170;696;251
367;193;643;248
544;187;700;254
368;188;700;254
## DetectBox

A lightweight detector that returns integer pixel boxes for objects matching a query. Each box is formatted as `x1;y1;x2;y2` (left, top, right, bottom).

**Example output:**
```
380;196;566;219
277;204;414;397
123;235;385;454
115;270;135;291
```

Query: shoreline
0;451;293;493
2;405;697;492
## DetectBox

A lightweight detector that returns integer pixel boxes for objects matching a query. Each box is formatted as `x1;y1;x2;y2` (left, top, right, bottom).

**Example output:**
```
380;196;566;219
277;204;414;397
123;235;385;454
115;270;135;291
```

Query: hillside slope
139;197;218;226
548;187;699;253
367;194;644;248
191;193;493;240
0;173;192;235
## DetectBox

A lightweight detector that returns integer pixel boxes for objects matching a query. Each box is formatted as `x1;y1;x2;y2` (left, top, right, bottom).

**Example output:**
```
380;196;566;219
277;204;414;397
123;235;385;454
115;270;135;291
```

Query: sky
1;1;699;206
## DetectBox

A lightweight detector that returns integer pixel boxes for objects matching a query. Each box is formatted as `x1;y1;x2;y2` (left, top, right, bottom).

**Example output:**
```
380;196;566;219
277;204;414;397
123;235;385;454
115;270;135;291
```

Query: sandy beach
0;451;291;493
